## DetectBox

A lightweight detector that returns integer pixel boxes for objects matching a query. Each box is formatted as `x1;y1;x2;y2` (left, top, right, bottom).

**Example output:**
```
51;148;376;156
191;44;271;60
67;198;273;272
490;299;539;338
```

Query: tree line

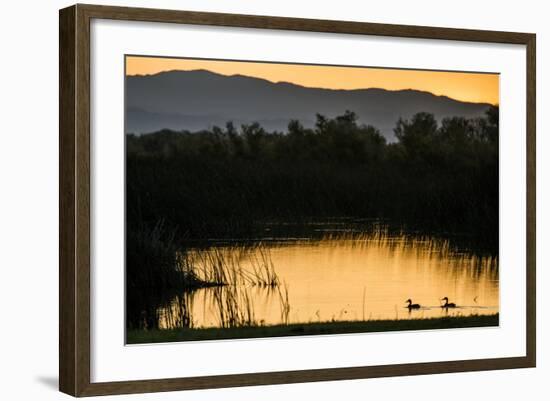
126;107;499;250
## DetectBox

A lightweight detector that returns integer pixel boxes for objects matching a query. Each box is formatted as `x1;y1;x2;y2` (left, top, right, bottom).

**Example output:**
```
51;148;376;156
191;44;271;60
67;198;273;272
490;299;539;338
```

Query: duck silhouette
440;297;457;308
405;299;421;309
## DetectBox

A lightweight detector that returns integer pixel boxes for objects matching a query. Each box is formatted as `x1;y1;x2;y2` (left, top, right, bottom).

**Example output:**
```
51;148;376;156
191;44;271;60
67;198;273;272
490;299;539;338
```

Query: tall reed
189;244;281;287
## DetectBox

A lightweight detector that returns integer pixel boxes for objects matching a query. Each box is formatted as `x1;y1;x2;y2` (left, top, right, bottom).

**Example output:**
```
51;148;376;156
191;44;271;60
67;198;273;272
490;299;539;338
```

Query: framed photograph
59;4;536;397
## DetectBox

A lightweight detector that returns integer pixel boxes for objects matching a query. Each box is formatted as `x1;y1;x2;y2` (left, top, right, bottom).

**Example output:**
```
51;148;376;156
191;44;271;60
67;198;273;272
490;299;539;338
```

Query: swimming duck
441;297;457;308
405;299;421;309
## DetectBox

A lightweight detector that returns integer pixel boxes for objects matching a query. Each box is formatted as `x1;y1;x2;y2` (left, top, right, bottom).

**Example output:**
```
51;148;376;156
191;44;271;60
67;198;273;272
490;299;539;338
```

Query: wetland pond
148;222;499;332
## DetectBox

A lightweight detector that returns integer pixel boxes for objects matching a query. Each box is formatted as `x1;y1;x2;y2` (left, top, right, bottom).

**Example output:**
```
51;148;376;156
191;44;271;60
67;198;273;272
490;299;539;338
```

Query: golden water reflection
159;234;499;329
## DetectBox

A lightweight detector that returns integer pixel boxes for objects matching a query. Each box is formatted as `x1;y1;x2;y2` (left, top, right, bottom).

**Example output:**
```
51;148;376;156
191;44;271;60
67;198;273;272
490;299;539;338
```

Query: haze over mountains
126;69;493;141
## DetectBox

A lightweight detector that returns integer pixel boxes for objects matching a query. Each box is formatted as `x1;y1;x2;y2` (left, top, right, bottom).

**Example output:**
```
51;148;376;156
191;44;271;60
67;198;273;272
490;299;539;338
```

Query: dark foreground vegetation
127;108;498;244
127;313;499;343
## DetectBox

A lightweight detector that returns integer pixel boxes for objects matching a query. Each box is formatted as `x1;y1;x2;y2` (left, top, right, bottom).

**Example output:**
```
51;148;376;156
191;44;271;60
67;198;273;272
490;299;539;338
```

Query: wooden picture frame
59;3;536;397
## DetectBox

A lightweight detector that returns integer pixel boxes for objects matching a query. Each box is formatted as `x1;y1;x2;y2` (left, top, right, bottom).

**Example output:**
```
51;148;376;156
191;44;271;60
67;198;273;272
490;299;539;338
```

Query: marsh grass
127;227;284;330
127;222;283;293
189;243;280;287
201;251;285;329
245;245;280;287
197;280;290;329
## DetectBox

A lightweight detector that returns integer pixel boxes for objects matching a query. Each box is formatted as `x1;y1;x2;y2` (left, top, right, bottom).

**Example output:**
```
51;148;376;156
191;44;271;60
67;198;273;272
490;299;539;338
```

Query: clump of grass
189;244;281;287
190;247;246;286
195;249;287;329
188;248;233;286
126;220;223;330
249;245;279;287
127;230;284;330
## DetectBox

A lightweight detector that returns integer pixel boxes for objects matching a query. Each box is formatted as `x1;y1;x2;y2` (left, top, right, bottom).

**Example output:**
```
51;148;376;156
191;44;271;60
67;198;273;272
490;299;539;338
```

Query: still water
158;230;499;329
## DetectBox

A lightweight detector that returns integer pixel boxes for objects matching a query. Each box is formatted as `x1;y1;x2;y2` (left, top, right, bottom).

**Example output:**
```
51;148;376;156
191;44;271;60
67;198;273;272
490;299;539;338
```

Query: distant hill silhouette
126;69;492;140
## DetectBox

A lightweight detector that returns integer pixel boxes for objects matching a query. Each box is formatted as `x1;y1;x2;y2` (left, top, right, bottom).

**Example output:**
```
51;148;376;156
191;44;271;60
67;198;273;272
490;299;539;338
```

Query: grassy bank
127;313;499;344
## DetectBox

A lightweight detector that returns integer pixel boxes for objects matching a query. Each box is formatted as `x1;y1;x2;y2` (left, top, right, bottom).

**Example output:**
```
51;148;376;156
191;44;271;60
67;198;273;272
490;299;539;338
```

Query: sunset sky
126;56;499;105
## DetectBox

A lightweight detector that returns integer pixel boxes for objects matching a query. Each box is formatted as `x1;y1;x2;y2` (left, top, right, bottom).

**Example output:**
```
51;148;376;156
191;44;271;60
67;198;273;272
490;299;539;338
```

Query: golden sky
126;56;499;105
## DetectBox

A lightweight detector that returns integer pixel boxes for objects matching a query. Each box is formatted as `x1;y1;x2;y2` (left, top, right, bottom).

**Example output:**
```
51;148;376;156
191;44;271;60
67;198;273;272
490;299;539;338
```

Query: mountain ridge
126;69;492;140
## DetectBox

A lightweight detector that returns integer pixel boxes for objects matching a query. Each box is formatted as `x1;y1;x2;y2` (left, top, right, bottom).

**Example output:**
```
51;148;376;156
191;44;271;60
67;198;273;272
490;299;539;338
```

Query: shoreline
127;313;499;344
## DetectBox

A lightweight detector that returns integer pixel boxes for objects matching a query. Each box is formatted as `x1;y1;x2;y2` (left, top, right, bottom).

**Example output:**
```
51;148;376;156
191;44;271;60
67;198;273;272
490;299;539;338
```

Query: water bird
405;299;421;309
441;297;457;308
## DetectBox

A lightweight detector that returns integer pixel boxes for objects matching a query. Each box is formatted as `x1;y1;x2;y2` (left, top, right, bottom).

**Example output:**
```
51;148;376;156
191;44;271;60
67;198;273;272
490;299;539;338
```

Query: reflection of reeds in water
277;282;291;325
160;292;195;329
208;281;290;328
212;286;256;328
